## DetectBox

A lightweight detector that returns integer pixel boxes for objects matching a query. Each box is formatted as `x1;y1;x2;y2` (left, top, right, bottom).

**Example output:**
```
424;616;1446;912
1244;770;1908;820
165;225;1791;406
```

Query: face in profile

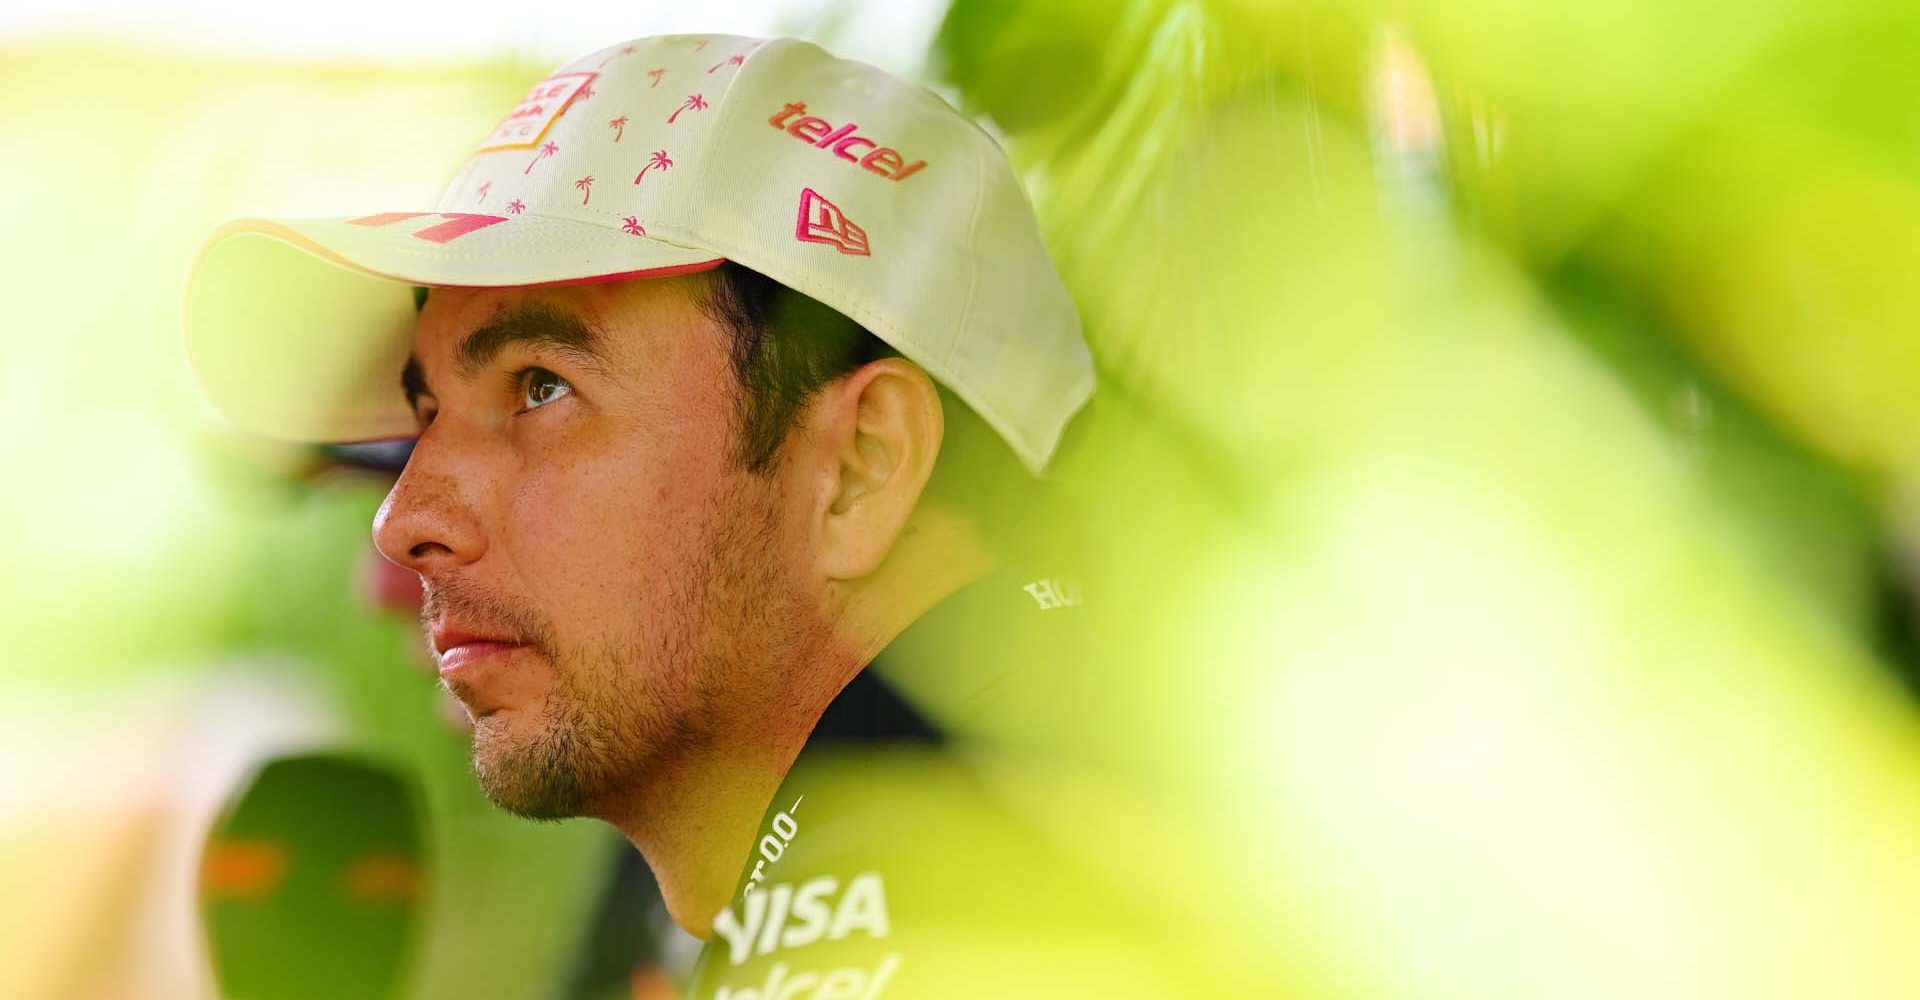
372;275;822;820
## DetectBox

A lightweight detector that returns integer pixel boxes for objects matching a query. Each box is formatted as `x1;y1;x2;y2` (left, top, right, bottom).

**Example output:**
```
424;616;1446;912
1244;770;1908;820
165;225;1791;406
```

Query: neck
605;746;802;937
606;504;995;938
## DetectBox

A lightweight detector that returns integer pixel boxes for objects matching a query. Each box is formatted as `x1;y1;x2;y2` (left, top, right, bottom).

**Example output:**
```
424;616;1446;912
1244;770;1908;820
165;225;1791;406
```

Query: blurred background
5;0;1920;997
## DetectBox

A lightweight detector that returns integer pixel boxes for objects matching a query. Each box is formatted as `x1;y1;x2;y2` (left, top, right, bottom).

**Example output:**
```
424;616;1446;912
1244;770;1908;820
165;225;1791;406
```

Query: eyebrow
400;303;612;410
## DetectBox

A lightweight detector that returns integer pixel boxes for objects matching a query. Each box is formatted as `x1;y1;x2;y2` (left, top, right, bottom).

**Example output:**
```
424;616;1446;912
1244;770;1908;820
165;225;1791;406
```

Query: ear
798;357;944;582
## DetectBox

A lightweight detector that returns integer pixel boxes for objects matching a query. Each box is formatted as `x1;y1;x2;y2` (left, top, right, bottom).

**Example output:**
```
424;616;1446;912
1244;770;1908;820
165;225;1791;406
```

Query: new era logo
794;187;869;256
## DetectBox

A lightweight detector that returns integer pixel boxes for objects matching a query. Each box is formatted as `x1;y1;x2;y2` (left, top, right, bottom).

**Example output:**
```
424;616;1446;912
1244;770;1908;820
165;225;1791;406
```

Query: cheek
500;429;735;634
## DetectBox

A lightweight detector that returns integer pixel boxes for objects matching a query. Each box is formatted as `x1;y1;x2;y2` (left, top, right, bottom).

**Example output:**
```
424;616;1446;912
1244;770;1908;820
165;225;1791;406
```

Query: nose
371;434;488;575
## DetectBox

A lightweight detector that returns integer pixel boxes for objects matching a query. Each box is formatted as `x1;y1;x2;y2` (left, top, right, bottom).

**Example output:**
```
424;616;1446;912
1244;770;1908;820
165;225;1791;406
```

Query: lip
436;639;527;678
430;622;528;681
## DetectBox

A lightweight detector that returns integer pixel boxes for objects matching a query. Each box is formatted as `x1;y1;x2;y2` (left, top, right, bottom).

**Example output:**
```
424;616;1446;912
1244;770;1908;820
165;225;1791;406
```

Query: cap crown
434;34;1092;472
434;35;752;232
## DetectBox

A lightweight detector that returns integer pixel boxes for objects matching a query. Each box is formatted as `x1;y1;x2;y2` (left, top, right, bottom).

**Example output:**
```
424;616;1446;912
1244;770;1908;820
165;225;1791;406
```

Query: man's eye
517;367;573;411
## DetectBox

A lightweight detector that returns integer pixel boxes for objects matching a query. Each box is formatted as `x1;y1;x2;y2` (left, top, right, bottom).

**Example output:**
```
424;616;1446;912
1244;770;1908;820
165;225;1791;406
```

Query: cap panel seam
929;135;1053;471
661;36;786;236
942;135;987;374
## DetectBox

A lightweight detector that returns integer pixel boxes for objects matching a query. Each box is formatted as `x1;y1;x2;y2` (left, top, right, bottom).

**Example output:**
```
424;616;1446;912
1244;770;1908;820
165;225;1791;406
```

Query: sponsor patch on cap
480;71;598;152
795;187;869;256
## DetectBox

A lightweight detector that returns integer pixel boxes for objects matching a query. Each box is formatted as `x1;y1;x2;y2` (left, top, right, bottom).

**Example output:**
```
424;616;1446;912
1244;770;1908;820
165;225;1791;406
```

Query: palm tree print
667;94;708;124
507;199;526;215
578;84;596;101
692;40;710;51
708;54;744;74
598;44;636;68
622;216;646;236
575;175;595;205
476;181;491;203
633;149;673;184
609;116;629;142
525;141;558;175
647;68;665;89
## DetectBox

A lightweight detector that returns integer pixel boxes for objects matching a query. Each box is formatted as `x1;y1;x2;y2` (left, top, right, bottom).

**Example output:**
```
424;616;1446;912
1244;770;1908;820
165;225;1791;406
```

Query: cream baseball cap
184;34;1092;473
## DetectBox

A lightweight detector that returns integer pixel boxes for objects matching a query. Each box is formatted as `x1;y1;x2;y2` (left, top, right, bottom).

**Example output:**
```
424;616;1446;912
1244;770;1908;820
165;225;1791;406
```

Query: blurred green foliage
929;1;1920;996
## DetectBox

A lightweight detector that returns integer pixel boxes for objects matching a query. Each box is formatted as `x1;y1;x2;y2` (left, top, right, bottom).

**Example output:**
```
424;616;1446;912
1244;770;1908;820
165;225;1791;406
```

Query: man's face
372;275;818;819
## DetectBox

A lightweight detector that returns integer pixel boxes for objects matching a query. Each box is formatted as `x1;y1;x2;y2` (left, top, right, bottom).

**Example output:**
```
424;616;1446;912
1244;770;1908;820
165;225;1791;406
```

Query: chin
468;710;596;820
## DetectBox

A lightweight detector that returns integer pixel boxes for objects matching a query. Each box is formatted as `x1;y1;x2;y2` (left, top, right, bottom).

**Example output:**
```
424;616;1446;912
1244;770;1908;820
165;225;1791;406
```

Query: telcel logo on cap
767;101;927;181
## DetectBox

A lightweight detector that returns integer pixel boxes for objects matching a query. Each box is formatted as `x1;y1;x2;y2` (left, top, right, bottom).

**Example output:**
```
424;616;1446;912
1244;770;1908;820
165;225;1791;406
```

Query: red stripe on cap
347;212;432;227
410;214;510;243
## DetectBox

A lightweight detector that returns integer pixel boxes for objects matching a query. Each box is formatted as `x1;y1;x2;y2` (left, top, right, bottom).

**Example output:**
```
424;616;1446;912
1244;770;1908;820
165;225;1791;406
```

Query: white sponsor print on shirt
713;871;892;966
1020;577;1080;610
744;795;805;897
712;952;902;1000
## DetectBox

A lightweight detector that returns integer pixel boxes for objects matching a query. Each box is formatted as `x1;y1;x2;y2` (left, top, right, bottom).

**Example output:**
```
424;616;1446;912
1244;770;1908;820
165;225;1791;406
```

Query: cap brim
184;212;723;444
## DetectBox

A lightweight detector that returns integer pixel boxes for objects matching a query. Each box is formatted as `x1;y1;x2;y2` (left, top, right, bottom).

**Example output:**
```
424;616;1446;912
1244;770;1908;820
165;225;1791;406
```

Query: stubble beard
434;477;795;822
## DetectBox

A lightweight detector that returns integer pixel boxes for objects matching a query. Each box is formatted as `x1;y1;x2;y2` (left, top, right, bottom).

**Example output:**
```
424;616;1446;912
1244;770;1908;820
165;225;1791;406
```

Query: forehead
411;274;723;378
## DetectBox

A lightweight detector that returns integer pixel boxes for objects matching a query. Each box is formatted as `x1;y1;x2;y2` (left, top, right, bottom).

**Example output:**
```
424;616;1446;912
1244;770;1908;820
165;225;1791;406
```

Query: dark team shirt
560;643;943;1000
681;565;1177;1000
